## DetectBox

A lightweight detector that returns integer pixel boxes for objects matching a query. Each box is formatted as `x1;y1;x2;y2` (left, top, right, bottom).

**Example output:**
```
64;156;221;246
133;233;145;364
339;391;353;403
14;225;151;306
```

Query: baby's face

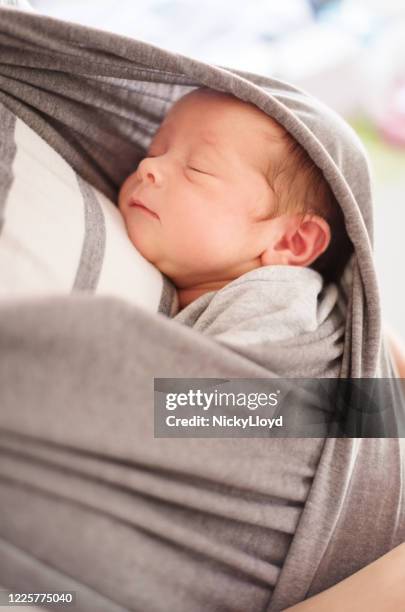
119;89;286;288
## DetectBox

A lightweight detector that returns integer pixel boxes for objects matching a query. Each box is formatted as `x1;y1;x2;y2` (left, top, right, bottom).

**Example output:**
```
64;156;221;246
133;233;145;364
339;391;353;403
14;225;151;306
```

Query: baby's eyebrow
150;126;227;162
199;131;219;147
198;133;231;163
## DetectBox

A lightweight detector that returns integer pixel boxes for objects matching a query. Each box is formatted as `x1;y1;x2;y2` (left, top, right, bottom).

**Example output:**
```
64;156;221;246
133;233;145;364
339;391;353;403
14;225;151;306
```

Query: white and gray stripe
73;175;106;292
0;102;16;235
158;275;178;316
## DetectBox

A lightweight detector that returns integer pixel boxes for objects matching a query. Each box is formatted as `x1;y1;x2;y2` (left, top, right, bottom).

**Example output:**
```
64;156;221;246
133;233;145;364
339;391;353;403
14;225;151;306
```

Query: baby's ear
260;213;331;267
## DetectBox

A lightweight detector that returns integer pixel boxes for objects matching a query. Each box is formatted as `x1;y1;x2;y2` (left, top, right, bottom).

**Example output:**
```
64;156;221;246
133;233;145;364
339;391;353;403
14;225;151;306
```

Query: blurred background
29;0;405;337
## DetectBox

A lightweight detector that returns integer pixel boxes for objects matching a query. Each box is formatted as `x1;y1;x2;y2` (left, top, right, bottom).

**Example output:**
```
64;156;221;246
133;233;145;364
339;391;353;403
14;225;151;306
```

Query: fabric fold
1;6;404;611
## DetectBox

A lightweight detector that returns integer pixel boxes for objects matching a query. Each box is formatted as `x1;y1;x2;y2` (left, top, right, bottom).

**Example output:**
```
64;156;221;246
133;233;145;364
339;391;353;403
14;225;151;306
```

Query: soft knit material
0;6;404;612
174;265;345;377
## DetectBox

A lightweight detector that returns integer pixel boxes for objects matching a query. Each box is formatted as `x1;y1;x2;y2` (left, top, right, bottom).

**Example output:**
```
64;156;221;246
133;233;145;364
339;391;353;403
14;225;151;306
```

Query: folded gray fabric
1;6;405;612
174;265;346;377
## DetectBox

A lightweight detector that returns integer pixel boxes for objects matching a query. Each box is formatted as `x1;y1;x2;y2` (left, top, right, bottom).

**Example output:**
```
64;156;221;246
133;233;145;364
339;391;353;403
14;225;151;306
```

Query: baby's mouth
129;198;160;220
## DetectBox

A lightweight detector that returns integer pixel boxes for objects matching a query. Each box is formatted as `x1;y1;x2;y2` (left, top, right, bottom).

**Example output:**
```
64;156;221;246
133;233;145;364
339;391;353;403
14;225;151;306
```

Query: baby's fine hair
268;126;353;283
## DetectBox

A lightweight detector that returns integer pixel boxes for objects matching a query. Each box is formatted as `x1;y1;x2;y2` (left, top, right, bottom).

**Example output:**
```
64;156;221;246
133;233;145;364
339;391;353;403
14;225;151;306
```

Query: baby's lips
129;197;160;220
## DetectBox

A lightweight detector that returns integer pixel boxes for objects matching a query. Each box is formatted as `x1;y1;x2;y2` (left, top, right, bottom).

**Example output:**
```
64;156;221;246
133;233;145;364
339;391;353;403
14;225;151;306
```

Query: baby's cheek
117;183;128;210
118;171;138;208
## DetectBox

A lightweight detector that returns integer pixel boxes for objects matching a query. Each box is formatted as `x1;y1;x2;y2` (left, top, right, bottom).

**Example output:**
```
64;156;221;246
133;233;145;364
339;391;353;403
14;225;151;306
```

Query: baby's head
119;87;351;306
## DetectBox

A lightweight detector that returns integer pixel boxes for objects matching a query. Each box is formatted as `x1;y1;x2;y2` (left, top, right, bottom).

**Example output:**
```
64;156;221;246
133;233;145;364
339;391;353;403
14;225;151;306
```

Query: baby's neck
177;280;230;310
173;262;264;311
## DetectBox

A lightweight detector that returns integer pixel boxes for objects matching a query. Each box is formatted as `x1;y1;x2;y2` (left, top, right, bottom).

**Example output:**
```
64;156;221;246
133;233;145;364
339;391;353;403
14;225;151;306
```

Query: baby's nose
137;157;163;185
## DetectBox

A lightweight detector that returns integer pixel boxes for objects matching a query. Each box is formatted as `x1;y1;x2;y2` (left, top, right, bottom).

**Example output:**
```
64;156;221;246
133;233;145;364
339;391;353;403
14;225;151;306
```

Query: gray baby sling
1;6;405;611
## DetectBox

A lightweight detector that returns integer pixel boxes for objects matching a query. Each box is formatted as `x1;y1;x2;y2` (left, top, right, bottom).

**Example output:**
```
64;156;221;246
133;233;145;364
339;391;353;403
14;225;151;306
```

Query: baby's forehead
157;90;288;164
167;89;284;134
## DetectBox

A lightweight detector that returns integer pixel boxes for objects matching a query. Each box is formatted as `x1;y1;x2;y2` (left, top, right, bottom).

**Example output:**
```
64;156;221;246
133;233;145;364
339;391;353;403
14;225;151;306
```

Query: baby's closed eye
188;166;207;174
145;148;216;177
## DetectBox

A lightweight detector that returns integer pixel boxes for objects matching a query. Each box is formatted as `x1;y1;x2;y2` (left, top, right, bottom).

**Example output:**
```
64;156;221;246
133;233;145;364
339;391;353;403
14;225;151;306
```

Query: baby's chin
123;229;168;272
123;222;154;260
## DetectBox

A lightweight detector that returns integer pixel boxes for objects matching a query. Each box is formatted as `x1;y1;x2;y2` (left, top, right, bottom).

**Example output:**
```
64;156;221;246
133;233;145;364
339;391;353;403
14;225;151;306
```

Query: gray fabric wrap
0;99;16;233
0;6;404;612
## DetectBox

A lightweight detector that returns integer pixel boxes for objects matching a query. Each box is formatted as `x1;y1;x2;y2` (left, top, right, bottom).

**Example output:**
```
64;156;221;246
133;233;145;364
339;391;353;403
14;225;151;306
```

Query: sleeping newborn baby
119;87;351;376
